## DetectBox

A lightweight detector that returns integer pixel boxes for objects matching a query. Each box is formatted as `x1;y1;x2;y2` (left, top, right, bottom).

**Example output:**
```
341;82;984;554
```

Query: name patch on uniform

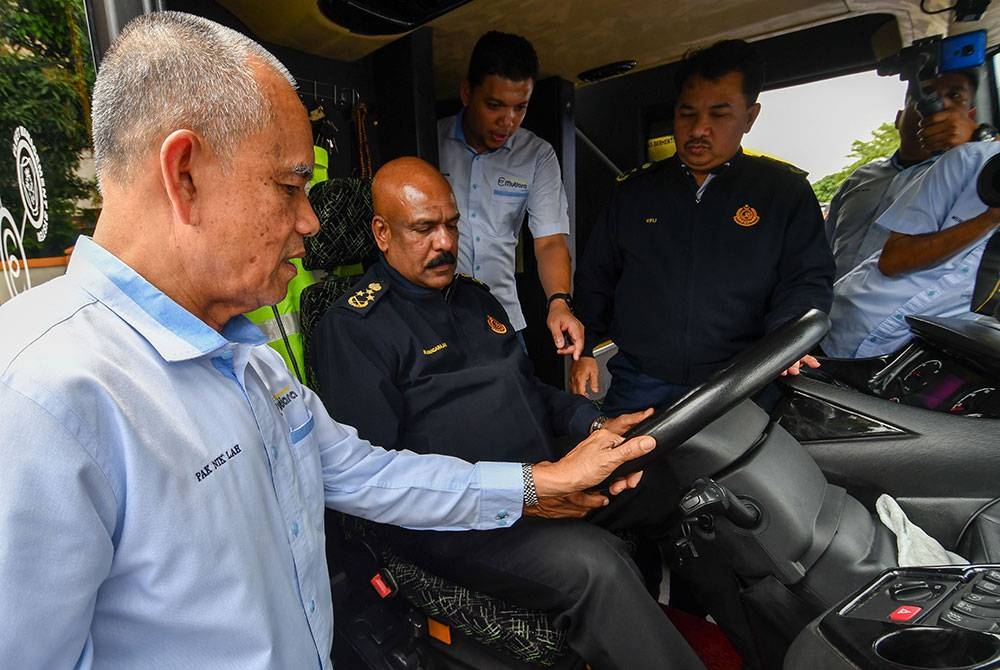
487;315;508;334
645;217;658;224
422;342;448;355
733;204;760;227
194;444;243;482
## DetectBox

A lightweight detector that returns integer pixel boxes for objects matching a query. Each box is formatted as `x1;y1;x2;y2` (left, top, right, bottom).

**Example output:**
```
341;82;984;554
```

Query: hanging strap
352;103;373;179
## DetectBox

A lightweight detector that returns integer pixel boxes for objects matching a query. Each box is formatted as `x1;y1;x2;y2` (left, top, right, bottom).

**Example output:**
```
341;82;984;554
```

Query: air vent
317;0;472;36
577;59;637;83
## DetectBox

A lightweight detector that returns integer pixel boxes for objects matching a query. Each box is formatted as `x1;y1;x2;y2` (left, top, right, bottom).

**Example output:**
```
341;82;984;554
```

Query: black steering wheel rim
599;309;831;487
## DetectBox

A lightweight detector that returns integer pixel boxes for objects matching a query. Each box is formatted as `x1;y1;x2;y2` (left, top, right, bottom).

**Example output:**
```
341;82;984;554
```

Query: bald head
371;157;460;290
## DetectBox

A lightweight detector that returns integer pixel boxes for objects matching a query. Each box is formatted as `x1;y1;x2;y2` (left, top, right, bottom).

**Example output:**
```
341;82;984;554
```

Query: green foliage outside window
812;122;901;204
1;0;96;257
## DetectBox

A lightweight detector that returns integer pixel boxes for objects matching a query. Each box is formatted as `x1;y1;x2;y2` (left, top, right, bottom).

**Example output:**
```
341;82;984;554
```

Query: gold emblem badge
486;315;508;334
348;282;383;309
733;204;760;227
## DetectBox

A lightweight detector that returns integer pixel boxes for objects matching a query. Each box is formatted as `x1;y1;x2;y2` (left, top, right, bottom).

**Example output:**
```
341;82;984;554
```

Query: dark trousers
381;462;706;670
601;352;691;415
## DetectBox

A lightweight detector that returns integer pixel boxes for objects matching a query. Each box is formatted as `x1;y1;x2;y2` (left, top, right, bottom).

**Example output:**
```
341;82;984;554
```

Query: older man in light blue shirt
0;14;651;670
824;141;1000;358
438;31;584;357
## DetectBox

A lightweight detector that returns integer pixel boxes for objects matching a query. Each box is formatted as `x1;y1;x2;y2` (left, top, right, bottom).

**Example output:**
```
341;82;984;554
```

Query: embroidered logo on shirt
645;217;658;224
487;315;508;334
733;204;760;227
194;444;243;482
348;282;383;309
496;175;529;191
422;342;448;355
273;385;299;411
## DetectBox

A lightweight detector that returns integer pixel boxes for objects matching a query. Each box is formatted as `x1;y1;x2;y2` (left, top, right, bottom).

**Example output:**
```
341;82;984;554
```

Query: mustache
425;251;457;269
685;140;711;149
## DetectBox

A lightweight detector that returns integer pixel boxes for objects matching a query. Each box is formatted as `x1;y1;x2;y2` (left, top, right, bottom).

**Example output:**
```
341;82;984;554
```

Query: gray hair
91;11;296;189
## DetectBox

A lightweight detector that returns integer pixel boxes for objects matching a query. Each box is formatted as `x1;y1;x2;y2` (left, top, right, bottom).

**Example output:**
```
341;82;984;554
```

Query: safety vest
244;258;316;382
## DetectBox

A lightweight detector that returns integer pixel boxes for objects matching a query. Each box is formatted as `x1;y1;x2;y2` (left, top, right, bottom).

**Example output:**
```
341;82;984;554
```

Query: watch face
975;124;998;142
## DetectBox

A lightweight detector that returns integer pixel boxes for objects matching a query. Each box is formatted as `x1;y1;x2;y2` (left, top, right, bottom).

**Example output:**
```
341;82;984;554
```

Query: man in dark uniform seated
311;156;705;670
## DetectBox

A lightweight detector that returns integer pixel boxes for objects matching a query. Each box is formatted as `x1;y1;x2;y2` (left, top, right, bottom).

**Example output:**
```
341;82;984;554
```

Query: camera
877;30;987;117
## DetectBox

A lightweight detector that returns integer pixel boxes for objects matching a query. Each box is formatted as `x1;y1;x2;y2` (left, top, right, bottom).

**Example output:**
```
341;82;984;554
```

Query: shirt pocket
489;174;531;236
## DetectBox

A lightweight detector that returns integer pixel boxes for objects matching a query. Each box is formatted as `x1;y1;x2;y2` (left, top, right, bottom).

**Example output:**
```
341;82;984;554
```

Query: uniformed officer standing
438;31;584;357
311;157;706;670
572;39;835;413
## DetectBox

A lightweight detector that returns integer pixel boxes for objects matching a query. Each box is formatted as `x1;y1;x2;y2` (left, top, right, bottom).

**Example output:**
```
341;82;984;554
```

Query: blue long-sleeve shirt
0;236;522;669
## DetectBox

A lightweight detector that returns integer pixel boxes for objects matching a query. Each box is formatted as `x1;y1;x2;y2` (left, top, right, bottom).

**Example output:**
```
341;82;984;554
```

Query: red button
370;573;393;598
890;605;923;622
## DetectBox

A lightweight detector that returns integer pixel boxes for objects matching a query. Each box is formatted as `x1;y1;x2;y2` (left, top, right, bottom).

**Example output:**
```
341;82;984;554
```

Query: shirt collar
677;147;742;178
66;236;266;363
449;108;515;155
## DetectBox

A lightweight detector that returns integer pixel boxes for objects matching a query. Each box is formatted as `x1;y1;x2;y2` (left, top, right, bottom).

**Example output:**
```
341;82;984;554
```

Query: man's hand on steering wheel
603;408;653;436
780;354;821;376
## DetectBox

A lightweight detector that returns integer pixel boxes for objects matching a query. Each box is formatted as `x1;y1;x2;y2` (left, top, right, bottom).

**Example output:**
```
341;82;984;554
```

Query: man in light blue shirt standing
823;140;1000;358
0;13;653;670
438;31;584;357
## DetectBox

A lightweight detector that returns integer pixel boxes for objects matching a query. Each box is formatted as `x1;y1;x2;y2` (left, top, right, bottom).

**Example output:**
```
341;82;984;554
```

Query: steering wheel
599;309;830;487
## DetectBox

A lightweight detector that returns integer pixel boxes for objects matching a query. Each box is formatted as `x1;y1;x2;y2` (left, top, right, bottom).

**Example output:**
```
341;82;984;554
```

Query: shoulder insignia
616;160;666;183
751;153;808;177
343;281;386;314
457;273;491;292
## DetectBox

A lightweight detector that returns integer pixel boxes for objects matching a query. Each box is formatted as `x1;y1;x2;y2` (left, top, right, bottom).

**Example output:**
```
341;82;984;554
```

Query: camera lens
963;45;974;55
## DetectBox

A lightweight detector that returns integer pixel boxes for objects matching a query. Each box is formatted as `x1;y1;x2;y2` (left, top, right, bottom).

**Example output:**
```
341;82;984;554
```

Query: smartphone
939;30;987;73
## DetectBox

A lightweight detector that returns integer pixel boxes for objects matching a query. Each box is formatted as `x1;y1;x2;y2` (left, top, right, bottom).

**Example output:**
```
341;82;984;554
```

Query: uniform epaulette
456;274;491;292
751;153;808;177
616;160;666;183
337;280;388;316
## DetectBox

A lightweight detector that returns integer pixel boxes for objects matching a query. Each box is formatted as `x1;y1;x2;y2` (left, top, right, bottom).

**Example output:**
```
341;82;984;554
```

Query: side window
1;0;96;303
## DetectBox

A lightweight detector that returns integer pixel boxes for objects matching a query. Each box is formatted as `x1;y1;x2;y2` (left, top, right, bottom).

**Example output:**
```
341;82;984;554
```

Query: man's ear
895;109;904;129
160;129;201;226
969;106;978;121
371;215;390;253
459;79;472;107
745;102;762;133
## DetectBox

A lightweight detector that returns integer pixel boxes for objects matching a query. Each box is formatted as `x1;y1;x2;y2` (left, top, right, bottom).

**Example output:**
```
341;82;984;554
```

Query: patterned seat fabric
301;176;575;667
304;178;375;271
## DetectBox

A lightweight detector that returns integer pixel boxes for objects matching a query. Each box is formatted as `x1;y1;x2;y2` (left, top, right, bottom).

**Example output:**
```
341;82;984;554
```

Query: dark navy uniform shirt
576;151;834;386
312;259;598;465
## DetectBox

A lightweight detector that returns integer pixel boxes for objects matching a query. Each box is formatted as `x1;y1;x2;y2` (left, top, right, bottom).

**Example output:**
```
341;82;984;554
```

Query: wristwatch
521;463;539;507
589;415;608;433
974;123;998;142
546;292;573;311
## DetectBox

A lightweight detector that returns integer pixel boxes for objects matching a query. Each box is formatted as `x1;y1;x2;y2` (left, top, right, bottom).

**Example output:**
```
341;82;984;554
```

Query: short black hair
674;39;765;104
466;31;539;89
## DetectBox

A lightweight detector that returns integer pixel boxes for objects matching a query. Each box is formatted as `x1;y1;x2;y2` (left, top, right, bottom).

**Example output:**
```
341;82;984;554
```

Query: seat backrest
300;178;376;390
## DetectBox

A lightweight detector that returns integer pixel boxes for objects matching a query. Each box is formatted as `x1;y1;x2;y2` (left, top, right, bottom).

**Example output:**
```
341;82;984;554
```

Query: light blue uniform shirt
0;237;523;669
825;152;938;280
824;142;1000;358
438;112;570;330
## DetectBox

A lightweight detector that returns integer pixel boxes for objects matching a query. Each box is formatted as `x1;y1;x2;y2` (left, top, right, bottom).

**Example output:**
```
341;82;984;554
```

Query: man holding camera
825;70;995;280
